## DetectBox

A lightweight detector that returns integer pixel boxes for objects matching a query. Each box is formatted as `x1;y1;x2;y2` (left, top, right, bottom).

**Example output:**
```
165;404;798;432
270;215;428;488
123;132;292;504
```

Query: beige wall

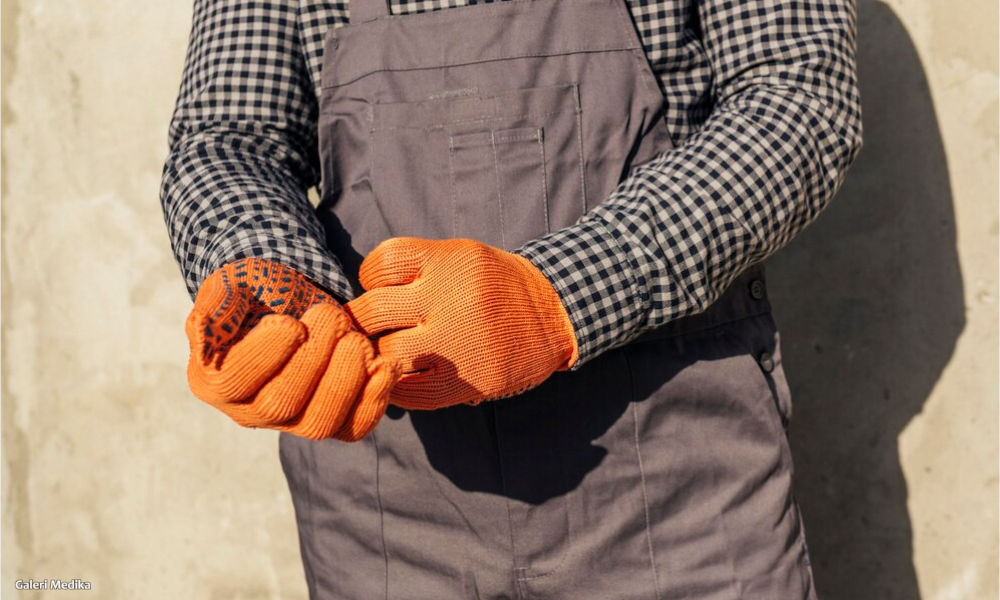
1;1;996;598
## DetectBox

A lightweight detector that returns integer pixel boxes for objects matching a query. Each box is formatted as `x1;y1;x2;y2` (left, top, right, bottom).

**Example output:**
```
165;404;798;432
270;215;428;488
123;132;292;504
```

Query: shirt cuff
514;217;650;368
200;236;355;305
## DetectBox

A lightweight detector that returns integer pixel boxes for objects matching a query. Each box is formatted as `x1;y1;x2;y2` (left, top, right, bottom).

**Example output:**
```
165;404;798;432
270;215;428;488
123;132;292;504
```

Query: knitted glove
345;238;577;410
185;257;401;441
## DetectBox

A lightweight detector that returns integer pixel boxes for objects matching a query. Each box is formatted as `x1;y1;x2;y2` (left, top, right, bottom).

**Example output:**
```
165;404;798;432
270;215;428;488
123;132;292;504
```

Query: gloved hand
345;238;578;410
185;257;401;441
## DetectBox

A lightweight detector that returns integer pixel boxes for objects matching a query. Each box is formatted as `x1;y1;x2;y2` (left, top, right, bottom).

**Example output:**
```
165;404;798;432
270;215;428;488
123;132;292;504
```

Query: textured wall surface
1;1;996;598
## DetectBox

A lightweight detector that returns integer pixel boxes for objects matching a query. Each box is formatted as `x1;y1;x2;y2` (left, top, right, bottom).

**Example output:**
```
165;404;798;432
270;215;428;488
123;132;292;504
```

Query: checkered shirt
160;0;862;368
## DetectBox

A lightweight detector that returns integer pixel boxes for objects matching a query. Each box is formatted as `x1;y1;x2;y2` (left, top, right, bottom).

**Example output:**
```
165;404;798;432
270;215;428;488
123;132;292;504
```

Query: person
161;0;862;597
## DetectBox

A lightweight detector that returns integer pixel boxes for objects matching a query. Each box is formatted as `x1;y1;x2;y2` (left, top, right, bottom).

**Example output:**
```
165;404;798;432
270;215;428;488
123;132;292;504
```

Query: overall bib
279;1;818;598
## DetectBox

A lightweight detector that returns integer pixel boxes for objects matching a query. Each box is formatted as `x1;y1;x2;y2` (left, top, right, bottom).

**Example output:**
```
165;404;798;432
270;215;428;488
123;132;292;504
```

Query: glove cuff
510;252;580;371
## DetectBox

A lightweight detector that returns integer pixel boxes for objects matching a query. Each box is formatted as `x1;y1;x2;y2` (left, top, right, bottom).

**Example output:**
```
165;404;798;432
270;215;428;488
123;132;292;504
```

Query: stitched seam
574;90;587;212
514;499;572;580
448;136;458;238
515;541;571;581
715;492;747;599
513;379;573;584
491;130;506;250
492;403;521;594
346;0;616;27
494;133;540;143
582;216;649;332
302;441;320;598
349;0;389;21
365;83;578;130
371;108;574;133
610;0;642;51
453;129;541;146
323;46;640;88
371;431;390;600
537;127;550;232
624;351;663;600
611;0;670;132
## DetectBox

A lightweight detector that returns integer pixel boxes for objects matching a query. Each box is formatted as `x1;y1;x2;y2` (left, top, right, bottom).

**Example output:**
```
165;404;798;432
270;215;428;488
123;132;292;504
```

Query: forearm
160;0;352;303
517;0;863;366
161;126;352;302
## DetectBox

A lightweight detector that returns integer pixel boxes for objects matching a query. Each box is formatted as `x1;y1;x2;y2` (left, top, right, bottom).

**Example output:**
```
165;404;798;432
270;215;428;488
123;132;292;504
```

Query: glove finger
389;365;472;410
187;313;306;405
374;326;435;375
186;269;251;361
279;330;370;440
334;355;402;442
233;303;352;425
344;285;423;337
358;237;429;290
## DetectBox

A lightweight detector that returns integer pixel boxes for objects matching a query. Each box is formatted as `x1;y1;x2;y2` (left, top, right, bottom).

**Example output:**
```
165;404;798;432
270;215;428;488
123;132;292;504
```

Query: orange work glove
345;238;578;410
185;257;401;441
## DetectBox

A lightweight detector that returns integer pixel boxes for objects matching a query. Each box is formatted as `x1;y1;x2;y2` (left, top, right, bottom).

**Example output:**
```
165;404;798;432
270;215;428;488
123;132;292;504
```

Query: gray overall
278;0;818;598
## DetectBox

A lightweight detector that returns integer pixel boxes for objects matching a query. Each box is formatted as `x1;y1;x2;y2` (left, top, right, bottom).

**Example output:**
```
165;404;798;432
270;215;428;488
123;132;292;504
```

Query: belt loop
350;0;391;23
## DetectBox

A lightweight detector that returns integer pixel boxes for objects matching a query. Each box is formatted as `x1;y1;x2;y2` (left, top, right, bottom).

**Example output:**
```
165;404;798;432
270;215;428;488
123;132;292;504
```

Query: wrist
510;252;579;371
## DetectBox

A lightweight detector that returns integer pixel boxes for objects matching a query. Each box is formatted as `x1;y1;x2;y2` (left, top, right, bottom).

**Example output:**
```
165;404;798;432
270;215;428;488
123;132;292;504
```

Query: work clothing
280;273;810;599
160;0;862;367
187;257;401;441
278;0;818;597
345;237;579;409
160;0;862;598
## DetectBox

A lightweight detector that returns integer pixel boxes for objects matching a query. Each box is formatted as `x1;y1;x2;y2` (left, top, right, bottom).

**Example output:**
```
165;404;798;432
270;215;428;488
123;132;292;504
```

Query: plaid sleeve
516;0;864;367
160;0;353;302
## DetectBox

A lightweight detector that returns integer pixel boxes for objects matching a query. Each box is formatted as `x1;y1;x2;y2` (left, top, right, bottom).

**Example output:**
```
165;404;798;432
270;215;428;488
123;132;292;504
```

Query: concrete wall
2;1;996;598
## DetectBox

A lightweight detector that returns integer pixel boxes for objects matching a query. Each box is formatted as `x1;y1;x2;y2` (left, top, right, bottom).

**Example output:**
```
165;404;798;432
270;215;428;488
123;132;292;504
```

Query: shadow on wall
767;2;965;599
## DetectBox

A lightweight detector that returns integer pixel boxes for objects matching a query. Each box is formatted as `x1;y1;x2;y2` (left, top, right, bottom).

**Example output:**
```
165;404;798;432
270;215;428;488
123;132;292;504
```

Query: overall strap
350;0;391;23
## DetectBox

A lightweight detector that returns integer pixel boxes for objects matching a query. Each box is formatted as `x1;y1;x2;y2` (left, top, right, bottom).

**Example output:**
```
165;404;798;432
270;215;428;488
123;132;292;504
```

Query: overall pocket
448;126;548;250
369;83;585;250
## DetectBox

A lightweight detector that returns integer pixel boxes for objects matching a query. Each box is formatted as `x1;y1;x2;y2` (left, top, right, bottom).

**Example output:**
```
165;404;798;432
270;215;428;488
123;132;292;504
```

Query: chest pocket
369;83;585;251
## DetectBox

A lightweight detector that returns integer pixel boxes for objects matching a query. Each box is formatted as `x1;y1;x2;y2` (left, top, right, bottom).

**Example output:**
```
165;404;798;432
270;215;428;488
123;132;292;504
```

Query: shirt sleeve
160;0;353;302
515;0;864;367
